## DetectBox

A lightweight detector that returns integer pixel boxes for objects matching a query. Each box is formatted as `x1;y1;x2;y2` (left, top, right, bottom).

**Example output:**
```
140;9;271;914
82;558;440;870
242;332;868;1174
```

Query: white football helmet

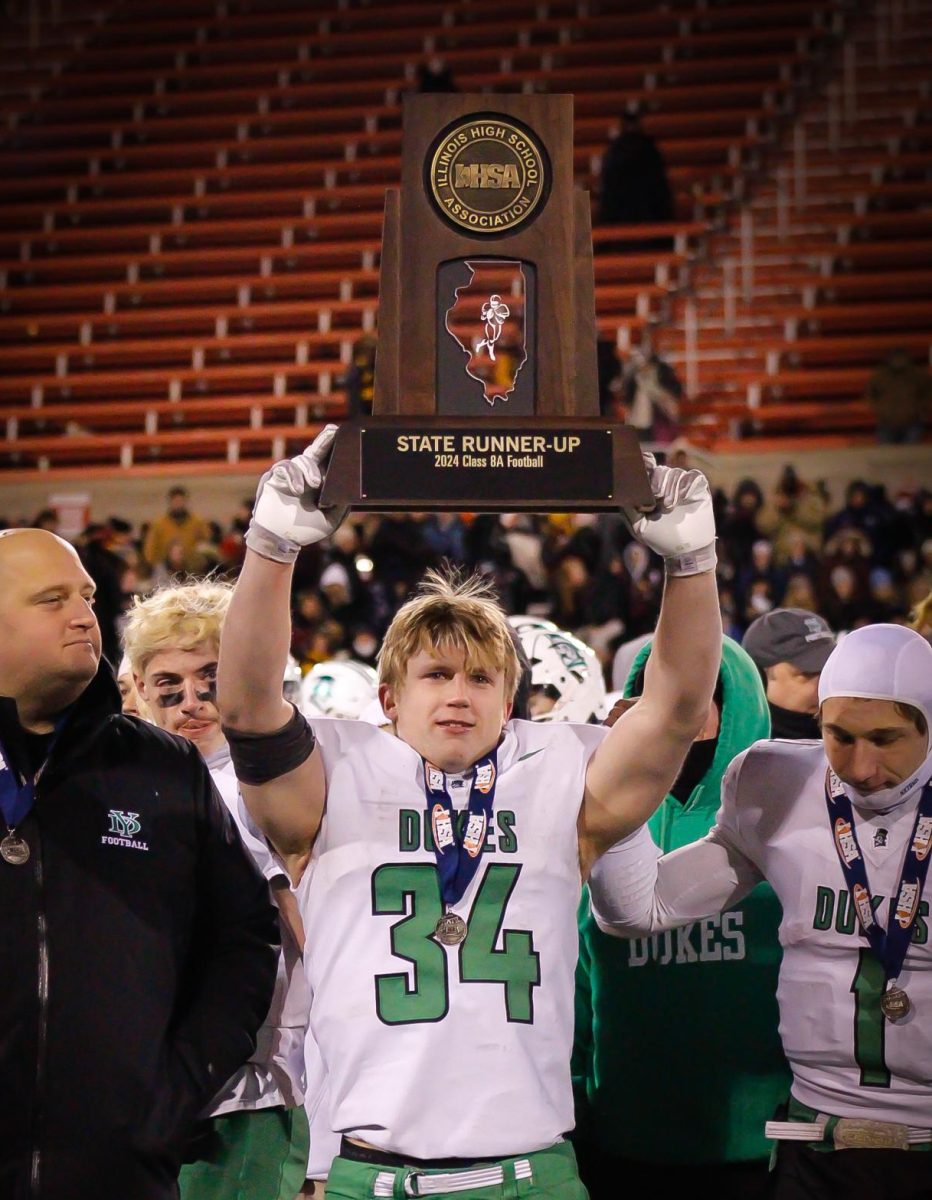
516;626;607;724
300;659;379;720
283;654;303;706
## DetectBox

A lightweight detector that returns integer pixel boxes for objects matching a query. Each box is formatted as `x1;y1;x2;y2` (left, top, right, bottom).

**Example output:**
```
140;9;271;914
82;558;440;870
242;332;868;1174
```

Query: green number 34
372;862;541;1025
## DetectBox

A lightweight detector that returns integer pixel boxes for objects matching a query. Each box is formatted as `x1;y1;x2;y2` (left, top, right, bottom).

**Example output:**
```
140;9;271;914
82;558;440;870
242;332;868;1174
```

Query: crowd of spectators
5;462;931;681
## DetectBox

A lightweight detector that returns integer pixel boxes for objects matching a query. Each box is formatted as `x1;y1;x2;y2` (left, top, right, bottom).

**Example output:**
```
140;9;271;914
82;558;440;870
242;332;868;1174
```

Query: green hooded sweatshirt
573;635;790;1164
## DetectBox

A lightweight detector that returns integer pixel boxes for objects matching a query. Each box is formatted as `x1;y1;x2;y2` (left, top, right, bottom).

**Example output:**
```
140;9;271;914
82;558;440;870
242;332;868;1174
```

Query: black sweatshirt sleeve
165;757;280;1131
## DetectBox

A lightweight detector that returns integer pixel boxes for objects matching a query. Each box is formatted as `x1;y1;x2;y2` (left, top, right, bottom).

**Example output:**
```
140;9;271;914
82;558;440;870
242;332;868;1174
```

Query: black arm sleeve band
222;704;316;786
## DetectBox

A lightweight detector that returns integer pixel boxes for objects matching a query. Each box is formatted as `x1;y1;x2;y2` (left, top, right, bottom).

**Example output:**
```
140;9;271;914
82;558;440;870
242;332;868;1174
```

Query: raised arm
587;822;761;936
580;457;722;870
218;425;344;882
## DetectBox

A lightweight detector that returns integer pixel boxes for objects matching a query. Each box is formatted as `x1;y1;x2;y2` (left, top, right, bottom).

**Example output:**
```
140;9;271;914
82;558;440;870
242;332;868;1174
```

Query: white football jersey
302;716;604;1159
713;740;932;1126
292;843;342;1181
207;746;308;1114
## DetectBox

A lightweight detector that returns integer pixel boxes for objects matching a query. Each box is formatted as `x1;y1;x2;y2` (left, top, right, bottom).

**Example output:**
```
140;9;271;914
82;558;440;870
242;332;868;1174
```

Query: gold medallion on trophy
427;116;550;235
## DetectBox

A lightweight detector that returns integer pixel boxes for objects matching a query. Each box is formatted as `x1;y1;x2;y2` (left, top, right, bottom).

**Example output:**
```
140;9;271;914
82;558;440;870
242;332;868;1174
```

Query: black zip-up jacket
0;665;280;1200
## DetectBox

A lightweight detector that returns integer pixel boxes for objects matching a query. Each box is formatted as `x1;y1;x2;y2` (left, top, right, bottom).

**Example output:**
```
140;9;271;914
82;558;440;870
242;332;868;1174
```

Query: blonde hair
122;579;233;675
378;568;519;701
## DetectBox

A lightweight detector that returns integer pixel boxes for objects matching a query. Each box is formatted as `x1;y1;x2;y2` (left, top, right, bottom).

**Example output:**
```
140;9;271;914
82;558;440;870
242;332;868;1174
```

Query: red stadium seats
5;0;915;472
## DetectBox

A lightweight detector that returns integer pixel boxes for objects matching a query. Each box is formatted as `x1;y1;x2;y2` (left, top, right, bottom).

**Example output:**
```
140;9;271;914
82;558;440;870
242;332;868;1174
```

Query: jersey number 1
850;949;891;1088
372;862;541;1025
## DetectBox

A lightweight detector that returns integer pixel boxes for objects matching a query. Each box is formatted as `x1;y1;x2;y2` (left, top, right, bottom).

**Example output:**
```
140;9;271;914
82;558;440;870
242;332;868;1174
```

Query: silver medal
1;832;30;866
880;984;911;1022
435;912;468;945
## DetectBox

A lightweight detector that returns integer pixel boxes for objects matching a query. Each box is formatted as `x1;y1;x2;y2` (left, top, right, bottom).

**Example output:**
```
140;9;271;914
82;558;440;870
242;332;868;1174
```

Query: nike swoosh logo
517;749;545;762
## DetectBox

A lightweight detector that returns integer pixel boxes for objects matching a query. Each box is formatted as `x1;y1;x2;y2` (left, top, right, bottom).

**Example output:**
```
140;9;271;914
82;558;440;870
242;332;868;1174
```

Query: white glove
245;424;347;563
623;452;717;576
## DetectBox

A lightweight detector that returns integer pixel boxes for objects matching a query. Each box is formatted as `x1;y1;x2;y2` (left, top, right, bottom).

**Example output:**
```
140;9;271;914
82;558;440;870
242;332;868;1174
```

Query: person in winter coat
0;528;279;1200
757;466;827;566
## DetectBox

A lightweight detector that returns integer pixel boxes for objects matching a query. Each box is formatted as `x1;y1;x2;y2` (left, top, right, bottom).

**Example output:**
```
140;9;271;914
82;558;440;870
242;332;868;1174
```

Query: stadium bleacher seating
666;0;932;446
1;0;926;475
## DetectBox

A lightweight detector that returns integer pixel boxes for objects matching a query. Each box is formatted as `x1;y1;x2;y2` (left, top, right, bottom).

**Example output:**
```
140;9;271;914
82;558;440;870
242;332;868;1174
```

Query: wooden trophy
321;93;652;512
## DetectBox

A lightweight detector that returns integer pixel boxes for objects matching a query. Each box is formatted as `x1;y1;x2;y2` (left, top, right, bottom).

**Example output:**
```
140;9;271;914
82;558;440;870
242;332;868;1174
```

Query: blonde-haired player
218;426;721;1199
123;580;232;757
125;580;309;1200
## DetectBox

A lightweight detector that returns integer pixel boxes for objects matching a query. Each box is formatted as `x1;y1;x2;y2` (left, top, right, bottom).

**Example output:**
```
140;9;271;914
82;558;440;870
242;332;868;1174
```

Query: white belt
766;1118;830;1142
373;1160;533;1197
766;1116;932;1149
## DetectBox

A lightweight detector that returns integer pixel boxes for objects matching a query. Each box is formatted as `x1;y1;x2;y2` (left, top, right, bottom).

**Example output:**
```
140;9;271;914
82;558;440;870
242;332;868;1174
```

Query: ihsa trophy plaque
321;93;652;512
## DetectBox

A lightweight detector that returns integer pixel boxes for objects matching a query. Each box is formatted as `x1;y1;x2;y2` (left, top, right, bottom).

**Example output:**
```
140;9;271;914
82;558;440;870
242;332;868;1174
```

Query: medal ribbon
0;716;68;831
422;748;498;907
824;768;932;983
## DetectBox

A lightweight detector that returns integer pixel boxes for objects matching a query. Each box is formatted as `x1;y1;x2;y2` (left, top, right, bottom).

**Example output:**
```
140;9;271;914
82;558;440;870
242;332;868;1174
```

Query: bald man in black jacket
0;529;279;1200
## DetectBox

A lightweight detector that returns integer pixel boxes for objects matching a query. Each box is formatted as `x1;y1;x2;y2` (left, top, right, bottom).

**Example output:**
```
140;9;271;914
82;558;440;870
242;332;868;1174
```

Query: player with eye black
124;581;309;1200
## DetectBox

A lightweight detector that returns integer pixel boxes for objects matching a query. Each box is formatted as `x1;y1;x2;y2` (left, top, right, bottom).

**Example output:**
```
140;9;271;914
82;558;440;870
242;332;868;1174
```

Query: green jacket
573;636;790;1164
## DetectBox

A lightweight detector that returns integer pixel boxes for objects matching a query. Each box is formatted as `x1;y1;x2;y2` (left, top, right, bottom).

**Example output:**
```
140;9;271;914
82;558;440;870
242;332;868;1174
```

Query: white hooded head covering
818;624;932;811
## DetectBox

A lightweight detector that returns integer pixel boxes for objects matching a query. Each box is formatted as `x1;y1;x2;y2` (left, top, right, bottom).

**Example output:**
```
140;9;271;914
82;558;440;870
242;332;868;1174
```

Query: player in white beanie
817;623;932;813
588;623;932;1200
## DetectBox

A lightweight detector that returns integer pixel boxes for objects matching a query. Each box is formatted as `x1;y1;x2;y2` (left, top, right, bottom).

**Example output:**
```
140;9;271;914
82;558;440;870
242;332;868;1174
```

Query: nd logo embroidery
102;809;149;851
107;810;141;837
